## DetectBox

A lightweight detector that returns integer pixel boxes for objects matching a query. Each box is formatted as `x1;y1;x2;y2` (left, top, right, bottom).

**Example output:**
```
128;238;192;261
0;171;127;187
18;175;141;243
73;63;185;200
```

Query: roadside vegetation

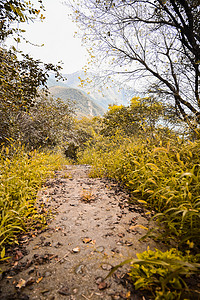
0;143;69;258
0;0;72;262
77;98;200;299
1;0;199;299
69;0;200;296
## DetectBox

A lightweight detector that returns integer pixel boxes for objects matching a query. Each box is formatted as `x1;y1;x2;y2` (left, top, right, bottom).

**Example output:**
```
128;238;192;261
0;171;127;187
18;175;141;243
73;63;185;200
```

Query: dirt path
0;165;159;300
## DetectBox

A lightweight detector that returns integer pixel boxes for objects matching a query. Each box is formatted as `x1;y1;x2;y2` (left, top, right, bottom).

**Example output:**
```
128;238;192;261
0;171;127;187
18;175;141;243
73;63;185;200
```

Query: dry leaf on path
36;276;43;283
16;278;26;289
72;247;80;253
82;238;92;243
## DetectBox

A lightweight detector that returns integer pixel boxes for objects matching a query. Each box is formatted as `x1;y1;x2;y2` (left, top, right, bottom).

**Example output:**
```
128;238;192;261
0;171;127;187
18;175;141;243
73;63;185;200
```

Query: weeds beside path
0;165;159;300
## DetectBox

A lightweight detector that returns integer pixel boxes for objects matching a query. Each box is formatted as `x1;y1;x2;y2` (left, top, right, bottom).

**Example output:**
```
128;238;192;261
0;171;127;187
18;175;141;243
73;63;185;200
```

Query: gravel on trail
0;165;159;300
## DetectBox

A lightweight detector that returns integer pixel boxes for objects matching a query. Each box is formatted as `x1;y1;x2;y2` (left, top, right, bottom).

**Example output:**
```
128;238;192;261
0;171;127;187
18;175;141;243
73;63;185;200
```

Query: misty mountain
49;86;105;118
48;71;138;110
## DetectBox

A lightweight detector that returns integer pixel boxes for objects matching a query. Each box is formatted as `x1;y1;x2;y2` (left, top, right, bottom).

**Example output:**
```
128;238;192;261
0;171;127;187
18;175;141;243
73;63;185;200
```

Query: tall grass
78;134;200;250
0;142;68;254
79;133;200;298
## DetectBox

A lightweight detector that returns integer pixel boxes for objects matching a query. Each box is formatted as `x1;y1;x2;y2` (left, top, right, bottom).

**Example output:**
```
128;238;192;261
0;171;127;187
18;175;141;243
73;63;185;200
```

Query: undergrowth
78;134;200;248
108;248;200;299
0;142;69;260
78;132;200;298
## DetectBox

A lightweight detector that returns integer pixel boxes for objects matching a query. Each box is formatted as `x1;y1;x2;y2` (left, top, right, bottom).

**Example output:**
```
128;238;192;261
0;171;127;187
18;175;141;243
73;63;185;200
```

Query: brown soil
0;165;160;300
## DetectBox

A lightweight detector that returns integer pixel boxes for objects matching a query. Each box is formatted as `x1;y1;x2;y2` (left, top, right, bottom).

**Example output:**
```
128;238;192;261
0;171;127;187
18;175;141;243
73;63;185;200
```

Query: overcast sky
14;0;88;74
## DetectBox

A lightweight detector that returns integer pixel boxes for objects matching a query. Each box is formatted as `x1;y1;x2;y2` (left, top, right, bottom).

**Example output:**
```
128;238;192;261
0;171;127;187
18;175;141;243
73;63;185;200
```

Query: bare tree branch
67;0;200;128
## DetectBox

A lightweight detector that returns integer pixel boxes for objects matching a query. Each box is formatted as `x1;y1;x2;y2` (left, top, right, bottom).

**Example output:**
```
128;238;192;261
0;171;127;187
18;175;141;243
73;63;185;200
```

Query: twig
82;295;90;300
55;252;69;264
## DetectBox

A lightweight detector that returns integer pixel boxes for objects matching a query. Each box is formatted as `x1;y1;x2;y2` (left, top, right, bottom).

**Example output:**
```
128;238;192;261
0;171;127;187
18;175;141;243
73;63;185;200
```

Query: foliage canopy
68;0;200;129
0;0;44;40
0;0;69;146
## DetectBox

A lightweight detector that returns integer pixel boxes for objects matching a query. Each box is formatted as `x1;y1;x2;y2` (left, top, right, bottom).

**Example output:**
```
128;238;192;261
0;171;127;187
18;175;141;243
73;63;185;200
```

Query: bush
79;133;200;249
0;142;68;254
128;248;200;300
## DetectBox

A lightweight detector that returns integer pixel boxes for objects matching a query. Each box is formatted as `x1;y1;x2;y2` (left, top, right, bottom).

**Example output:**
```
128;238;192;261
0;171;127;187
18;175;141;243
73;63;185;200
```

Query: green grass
108;248;200;299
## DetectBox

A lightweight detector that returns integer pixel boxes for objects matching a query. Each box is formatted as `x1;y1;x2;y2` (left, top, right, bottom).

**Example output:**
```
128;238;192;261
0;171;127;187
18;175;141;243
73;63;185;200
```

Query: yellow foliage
0;142;69;252
130;96;141;107
108;104;124;112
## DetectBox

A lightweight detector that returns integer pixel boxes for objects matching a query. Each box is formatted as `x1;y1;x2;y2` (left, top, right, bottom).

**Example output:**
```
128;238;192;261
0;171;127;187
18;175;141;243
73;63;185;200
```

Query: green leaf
1;247;5;259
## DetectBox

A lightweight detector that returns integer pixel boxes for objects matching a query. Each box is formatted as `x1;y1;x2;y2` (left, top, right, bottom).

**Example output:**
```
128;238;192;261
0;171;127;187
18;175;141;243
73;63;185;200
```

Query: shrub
79;134;200;248
128;248;200;300
0;142;68;254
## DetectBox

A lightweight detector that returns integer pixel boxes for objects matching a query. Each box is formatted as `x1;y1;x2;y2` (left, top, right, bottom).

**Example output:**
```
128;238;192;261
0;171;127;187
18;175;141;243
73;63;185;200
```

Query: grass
0;142;69;257
78;132;200;299
79;134;200;249
108;248;200;299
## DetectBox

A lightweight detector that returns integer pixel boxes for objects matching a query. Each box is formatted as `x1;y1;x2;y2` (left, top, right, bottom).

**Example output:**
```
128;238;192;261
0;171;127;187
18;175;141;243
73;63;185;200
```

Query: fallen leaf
125;241;133;246
41;289;50;294
118;233;125;238
129;225;137;230
72;247;80;253
98;281;107;290
26;277;35;286
36;276;43;283
58;287;70;295
95;277;103;284
129;224;148;230
90;240;96;245
126;291;131;298
33;246;40;250
14;250;23;261
16;278;26;289
82;238;92;244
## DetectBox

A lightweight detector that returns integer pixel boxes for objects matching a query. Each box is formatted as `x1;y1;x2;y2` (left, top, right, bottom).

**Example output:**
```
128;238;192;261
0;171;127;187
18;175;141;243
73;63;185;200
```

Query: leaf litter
0;165;162;299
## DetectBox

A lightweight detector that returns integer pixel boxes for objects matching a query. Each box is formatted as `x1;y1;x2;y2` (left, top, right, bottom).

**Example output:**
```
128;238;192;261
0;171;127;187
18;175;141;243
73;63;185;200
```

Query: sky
13;0;88;74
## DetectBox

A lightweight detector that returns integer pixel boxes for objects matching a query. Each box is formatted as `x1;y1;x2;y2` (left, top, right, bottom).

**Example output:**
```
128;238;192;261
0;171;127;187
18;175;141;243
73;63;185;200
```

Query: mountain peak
49;86;105;118
48;70;138;111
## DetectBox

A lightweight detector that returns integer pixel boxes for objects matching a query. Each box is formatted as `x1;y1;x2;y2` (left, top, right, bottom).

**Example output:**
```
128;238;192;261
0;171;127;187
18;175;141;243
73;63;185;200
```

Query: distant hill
49;86;105;118
48;71;138;111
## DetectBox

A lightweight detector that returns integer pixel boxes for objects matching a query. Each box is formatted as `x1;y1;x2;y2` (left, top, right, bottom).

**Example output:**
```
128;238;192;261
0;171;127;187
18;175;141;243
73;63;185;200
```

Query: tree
101;104;139;136
101;96;181;137
0;0;44;41
16;95;74;149
68;0;200;130
0;0;65;145
0;46;63;144
64;116;102;152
